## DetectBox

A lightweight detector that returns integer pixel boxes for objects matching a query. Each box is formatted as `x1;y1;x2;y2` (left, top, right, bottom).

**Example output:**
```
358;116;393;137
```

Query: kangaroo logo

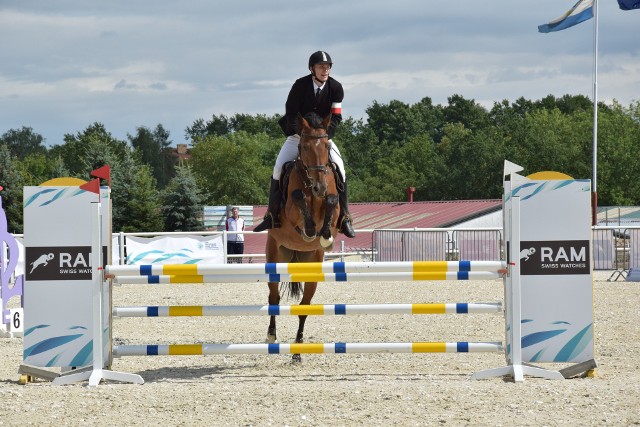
520;247;536;261
29;253;54;273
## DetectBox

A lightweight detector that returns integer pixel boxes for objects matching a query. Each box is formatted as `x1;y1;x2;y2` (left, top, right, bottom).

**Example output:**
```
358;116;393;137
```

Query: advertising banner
23;186;109;368
506;177;594;363
125;235;224;265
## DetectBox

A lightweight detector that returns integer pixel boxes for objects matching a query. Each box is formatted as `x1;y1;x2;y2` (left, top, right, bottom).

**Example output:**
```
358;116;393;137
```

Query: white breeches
272;134;346;181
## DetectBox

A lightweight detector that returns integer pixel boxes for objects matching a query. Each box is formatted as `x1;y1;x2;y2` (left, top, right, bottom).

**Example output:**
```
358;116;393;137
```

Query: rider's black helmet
308;51;333;68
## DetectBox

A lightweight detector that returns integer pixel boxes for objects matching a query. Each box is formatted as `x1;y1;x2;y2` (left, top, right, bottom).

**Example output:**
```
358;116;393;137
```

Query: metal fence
12;225;636;275
372;228;503;261
592;226;640;280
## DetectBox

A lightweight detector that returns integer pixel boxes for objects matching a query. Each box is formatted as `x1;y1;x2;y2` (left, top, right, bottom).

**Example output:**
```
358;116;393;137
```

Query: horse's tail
280;282;303;300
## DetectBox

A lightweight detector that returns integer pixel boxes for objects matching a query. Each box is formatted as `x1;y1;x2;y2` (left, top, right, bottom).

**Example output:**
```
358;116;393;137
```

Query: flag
538;0;594;33
503;160;524;178
91;164;111;187
617;0;640;10
80;178;101;194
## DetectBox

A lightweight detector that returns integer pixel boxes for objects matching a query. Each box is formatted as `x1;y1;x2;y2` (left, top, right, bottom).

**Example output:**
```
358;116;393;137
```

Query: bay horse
265;112;340;362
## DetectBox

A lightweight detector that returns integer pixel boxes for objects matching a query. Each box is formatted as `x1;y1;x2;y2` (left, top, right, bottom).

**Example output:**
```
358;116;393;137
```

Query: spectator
226;207;245;263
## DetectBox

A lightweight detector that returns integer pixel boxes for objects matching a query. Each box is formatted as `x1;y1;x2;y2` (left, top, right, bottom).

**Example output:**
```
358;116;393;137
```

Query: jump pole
111;271;503;284
105;260;507;276
113;302;503;317
114;342;503;357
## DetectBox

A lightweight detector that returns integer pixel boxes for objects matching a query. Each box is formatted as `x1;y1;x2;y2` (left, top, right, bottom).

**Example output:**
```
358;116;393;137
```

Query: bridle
297;132;331;188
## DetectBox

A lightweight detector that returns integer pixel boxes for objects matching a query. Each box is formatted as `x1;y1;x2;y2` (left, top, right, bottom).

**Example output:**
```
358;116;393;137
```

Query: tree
51;123;128;177
595;101;640;205
111;151;163;232
355;134;441;202
190;131;278;205
435;123;506;200
511;108;590;178
441;94;489;135
129;124;174;188
365;99;437;148
0;127;47;160
15;153;56;186
162;165;205;231
0;144;25;233
186;113;283;142
536;94;596;115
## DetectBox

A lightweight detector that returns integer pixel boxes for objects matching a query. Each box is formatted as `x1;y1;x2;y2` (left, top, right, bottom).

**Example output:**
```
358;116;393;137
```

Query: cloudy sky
1;1;638;147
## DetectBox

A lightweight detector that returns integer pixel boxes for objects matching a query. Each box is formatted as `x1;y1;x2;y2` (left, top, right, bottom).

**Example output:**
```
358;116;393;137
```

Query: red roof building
242;200;502;260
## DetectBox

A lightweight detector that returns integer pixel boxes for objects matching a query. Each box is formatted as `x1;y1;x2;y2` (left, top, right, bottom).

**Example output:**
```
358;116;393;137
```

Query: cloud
0;1;638;146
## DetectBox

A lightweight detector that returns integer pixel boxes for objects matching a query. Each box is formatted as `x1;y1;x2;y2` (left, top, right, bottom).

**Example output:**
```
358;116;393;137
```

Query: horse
265;112;340;362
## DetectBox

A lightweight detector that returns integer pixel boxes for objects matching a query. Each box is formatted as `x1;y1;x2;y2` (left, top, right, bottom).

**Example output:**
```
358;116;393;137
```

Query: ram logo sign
519;240;590;275
25;246;106;281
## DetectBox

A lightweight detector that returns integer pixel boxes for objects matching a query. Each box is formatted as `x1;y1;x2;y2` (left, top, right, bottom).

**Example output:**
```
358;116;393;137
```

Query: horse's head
297;112;332;198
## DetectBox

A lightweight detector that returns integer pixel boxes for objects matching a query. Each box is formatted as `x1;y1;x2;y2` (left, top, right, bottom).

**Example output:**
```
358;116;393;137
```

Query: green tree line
1;94;639;234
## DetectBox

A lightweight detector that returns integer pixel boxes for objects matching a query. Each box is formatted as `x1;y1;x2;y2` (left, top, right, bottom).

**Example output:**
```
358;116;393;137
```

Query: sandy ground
1;271;639;426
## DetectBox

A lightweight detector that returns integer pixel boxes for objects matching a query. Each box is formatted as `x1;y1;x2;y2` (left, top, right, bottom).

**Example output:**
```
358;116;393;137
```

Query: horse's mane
302;112;325;129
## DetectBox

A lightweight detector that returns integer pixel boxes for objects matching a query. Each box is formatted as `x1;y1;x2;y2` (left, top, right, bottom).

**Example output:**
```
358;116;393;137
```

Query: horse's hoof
292;354;302;364
320;236;333;248
267;327;277;343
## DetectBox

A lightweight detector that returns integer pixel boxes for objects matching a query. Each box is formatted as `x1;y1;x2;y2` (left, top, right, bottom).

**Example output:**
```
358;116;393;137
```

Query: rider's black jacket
278;74;344;139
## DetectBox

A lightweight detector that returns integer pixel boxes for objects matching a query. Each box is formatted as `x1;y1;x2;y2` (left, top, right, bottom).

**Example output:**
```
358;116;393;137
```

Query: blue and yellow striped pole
113;341;503;357
112;270;502;284
106;260;507;277
113;302;502;317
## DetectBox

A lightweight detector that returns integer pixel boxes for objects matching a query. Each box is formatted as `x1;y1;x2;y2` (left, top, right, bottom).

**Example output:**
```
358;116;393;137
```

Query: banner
125;235;224;265
505;177;593;363
23;186;110;368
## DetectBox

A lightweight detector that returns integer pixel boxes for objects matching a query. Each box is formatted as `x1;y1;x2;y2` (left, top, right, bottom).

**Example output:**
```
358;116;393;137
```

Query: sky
1;1;638;147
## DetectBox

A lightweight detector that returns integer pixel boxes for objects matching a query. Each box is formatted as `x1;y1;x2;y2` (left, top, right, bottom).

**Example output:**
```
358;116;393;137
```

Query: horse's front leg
267;282;279;343
292;281;319;363
319;194;339;248
292;189;316;241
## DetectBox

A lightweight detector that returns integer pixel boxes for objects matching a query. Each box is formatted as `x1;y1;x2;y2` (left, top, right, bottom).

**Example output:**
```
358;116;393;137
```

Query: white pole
106;260;507;276
591;0;599;225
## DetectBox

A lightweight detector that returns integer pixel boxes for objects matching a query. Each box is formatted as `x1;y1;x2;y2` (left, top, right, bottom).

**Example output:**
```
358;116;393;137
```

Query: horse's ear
297;112;308;133
322;114;332;129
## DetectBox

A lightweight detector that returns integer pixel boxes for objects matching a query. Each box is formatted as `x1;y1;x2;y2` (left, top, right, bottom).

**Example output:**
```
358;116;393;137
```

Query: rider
253;50;355;238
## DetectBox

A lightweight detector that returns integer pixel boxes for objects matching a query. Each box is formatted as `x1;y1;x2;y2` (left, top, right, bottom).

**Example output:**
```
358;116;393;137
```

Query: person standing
253;50;355;238
226;207;245;263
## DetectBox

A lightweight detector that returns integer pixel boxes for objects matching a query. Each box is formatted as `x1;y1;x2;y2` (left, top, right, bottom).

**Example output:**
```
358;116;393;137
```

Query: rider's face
311;63;331;83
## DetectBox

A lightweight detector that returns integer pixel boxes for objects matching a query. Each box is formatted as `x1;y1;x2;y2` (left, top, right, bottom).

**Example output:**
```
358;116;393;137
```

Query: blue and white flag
538;0;594;33
617;0;640;10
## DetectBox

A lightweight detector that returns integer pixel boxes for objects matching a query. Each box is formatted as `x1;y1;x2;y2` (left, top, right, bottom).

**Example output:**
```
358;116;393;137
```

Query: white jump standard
20;161;595;385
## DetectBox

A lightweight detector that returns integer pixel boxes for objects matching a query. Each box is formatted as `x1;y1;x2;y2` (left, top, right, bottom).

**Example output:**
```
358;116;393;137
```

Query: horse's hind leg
266;235;281;343
292;281;318;363
267;282;279;343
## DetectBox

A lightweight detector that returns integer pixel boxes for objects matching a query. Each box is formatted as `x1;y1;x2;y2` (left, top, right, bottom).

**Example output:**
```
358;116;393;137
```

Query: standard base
52;368;144;386
472;363;564;382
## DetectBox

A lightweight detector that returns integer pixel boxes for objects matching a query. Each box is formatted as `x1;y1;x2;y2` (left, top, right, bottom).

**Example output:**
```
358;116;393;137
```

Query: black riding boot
338;181;355;238
253;178;281;232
